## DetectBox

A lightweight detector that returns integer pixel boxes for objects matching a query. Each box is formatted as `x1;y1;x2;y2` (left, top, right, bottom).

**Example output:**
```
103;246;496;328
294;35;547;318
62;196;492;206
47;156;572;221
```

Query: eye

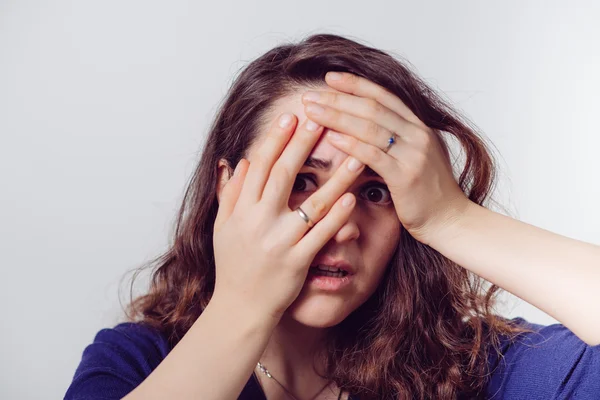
292;174;317;193
293;174;392;206
360;182;392;205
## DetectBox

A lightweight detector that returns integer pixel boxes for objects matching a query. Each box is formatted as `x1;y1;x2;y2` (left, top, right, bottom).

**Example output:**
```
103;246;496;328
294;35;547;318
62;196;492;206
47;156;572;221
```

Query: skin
216;86;401;399
301;71;600;347
122;72;599;400
214;71;600;398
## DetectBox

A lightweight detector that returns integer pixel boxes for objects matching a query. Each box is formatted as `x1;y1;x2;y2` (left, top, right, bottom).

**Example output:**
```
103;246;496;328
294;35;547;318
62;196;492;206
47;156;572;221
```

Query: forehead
254;85;350;168
267;84;342;122
256;86;381;179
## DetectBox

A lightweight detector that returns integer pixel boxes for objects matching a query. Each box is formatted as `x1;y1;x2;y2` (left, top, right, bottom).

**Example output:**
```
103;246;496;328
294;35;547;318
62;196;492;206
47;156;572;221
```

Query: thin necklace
256;362;343;400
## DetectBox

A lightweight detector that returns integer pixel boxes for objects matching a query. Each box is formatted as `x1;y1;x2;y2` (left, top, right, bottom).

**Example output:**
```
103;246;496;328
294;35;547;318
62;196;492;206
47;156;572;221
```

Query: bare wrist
207;293;280;334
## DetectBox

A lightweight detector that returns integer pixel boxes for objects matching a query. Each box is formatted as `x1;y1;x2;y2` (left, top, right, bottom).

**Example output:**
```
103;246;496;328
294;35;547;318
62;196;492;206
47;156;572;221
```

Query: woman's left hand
302;71;472;245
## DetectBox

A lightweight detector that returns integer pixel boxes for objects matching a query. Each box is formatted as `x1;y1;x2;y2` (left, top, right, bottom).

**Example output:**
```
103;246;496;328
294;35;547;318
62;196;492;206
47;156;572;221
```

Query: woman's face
246;86;401;328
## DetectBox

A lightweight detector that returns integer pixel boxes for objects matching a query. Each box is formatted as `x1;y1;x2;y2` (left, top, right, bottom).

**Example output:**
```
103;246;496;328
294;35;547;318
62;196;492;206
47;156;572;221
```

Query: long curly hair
120;33;532;399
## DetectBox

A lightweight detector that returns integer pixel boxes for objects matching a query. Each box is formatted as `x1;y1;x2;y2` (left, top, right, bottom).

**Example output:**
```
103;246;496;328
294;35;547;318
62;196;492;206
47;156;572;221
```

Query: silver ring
295;207;314;228
383;133;397;154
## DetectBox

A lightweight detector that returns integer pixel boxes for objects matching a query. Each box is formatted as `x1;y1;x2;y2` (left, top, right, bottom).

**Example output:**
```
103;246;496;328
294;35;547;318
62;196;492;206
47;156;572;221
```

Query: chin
284;293;355;328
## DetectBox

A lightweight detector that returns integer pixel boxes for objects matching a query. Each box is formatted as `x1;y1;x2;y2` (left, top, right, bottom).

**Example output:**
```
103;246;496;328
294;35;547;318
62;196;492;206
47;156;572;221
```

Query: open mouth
309;267;349;278
306;264;354;291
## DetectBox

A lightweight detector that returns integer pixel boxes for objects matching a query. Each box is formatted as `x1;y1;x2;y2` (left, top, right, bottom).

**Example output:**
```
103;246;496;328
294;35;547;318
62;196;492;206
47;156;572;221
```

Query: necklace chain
255;362;341;400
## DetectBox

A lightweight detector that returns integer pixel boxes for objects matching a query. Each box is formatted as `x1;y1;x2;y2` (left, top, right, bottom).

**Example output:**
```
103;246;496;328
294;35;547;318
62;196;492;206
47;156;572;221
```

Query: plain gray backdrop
1;1;599;399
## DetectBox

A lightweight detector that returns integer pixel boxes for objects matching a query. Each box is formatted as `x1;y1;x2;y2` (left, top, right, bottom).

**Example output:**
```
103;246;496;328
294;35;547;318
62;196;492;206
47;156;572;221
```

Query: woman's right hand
212;112;365;323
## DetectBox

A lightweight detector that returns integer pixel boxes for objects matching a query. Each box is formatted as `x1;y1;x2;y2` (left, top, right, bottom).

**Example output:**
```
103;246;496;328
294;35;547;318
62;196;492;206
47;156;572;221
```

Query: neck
257;313;335;399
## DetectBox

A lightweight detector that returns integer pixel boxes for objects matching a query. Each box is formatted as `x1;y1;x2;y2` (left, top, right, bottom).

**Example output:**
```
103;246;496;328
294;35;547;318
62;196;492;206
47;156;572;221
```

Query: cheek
365;223;400;272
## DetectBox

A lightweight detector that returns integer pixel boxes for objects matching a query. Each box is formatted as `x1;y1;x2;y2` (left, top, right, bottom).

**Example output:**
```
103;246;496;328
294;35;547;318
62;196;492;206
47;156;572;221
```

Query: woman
64;33;600;399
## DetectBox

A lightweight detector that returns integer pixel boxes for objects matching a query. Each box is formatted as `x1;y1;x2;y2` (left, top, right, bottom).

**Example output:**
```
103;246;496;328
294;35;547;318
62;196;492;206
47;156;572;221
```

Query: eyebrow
303;156;381;178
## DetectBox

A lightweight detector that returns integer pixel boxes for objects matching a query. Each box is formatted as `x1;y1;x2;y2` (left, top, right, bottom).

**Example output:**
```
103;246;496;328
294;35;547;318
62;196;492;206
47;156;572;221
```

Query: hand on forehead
251;85;351;170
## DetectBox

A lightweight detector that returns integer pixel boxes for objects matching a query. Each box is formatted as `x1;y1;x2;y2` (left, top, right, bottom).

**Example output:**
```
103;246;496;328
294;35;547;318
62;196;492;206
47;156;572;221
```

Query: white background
1;1;599;399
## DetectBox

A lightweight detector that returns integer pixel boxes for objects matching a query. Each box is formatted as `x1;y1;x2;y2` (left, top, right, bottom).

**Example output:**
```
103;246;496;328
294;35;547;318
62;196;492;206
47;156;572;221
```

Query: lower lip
305;270;354;291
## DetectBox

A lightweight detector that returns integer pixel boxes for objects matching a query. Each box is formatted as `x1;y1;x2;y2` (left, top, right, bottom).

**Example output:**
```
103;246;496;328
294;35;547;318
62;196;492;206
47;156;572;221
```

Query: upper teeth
315;264;343;273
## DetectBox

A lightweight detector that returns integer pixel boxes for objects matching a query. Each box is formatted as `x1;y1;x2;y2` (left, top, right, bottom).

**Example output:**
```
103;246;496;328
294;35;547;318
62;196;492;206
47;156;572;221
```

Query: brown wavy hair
120;33;532;399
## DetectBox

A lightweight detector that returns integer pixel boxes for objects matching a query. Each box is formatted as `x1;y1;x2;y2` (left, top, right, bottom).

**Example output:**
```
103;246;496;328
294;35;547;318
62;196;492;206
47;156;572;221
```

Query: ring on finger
295;206;315;229
382;132;398;154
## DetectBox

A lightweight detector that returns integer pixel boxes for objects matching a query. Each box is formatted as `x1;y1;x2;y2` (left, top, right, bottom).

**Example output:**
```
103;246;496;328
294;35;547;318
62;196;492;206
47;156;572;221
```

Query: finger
239;113;297;204
303;99;412;160
292;192;356;259
324;131;398;185
324;71;430;132
214;158;249;231
280;155;365;243
261;117;324;206
302;89;415;146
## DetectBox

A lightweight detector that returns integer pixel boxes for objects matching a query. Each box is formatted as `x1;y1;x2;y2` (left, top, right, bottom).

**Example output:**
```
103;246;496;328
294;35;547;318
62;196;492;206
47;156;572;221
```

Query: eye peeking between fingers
292;173;393;206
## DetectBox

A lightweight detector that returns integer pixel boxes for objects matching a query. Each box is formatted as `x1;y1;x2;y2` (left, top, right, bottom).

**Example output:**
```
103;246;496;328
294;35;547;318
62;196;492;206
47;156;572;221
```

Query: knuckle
347;136;360;153
374;86;388;101
348;136;362;153
366;99;383;119
330;92;341;108
270;165;293;189
366;121;381;137
366;144;382;163
308;195;327;218
329;108;341;124
260;237;282;255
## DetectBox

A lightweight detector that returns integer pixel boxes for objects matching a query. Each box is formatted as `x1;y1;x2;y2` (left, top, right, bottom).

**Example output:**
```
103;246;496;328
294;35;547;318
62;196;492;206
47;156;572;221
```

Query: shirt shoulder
486;317;600;399
64;322;171;399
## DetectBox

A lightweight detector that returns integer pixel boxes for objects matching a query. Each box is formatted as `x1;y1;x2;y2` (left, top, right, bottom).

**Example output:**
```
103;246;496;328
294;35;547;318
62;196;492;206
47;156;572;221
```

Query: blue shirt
64;317;600;399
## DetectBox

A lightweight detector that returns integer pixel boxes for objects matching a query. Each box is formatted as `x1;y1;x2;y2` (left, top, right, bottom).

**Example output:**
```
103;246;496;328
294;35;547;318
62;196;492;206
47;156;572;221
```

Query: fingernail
306;103;325;115
342;194;354;207
279;113;293;128
347;157;363;172
327;72;343;81
306;119;320;132
326;131;342;141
